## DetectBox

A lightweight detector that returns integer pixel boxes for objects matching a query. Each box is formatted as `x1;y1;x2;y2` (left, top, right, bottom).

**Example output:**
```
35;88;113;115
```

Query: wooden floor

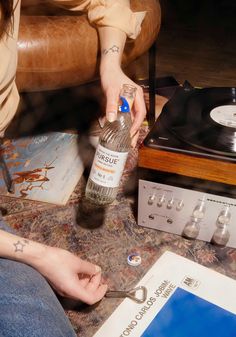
156;0;236;87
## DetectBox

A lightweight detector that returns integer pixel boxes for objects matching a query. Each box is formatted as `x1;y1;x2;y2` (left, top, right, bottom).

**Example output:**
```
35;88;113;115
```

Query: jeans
0;220;77;337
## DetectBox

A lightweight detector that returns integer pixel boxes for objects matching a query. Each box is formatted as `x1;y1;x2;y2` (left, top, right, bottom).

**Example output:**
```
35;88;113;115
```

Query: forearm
98;26;126;74
0;229;107;303
0;229;46;268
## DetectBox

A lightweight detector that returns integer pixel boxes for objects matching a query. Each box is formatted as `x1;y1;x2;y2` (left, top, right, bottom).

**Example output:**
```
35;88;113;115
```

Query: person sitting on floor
0;1;147;336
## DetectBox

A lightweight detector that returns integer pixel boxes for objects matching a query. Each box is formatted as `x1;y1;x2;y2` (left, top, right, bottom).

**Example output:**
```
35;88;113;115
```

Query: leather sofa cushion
17;0;161;91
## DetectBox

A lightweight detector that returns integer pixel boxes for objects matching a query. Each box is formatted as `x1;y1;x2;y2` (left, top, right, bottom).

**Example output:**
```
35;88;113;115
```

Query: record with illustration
158;86;236;157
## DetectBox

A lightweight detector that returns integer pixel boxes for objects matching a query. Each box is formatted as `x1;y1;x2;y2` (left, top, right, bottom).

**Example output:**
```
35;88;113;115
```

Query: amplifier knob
182;220;200;239
167;198;174;209
211;224;230;246
157;195;165;207
176;200;184;211
148;194;156;205
217;207;231;226
211;207;231;246
192;201;205;221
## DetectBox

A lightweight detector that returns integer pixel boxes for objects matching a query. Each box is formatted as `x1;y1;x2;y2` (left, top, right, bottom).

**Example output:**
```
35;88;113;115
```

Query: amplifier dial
217;207;231;226
167;198;174;209
192;201;205;221
211;224;230;246
157;195;165;207
148;194;156;205
176;200;184;211
182;220;200;239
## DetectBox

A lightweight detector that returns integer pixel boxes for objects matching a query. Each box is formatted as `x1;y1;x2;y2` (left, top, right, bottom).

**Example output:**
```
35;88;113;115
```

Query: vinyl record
160;87;236;157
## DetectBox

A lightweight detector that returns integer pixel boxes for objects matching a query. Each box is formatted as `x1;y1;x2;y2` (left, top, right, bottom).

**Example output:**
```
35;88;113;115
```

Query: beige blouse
0;0;146;137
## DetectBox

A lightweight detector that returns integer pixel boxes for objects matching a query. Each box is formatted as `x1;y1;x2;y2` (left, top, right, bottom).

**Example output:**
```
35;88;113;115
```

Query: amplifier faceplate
138;179;236;248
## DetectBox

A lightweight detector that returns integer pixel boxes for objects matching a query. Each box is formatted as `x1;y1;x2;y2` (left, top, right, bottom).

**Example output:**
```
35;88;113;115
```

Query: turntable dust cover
93;251;236;337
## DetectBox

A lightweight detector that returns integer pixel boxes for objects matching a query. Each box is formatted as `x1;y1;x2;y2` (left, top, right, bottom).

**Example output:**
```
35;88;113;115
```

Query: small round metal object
127;253;142;267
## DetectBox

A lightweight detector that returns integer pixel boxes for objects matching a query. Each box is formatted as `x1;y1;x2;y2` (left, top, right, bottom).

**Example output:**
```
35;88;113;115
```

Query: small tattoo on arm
13;240;29;253
102;45;119;55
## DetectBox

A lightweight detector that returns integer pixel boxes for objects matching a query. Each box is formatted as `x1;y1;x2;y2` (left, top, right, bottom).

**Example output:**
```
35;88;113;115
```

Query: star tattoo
14;240;26;252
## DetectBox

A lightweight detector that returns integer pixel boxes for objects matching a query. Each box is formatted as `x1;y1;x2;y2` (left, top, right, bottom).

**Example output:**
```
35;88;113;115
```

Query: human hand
34;246;108;305
100;64;147;147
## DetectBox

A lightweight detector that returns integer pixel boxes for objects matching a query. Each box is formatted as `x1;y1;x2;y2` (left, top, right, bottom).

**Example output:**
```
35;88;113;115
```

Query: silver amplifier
138;175;236;248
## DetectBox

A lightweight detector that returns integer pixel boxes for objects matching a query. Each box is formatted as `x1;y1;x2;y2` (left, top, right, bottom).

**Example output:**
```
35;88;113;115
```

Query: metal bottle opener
105;286;147;304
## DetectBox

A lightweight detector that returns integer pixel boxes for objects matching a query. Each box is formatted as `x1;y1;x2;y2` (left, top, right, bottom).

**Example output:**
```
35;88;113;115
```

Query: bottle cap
119;96;130;113
127;253;142;266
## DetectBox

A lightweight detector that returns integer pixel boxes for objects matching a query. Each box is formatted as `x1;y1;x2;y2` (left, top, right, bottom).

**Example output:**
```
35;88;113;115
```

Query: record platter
138;84;236;248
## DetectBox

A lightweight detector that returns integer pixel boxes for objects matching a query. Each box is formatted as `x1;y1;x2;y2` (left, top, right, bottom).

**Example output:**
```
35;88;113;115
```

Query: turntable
138;83;236;248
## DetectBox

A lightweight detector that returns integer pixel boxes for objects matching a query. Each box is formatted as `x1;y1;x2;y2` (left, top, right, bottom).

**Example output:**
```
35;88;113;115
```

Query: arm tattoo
102;45;119;55
13;239;29;253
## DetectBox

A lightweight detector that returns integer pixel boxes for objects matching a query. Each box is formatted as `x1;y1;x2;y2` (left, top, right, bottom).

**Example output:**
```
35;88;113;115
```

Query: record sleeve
0;132;84;205
93;251;236;337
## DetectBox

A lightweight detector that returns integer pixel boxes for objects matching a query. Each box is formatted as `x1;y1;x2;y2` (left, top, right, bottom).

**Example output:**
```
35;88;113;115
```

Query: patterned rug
1;115;236;337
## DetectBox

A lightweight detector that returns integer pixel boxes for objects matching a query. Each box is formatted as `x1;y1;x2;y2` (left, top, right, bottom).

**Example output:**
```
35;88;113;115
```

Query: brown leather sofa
17;0;161;92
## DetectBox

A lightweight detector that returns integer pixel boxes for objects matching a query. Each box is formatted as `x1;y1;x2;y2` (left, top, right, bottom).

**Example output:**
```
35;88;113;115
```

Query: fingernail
107;112;116;122
95;265;101;273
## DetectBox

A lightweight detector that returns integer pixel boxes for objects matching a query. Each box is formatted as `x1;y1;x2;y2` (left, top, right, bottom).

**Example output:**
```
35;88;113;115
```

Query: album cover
93;251;236;337
0;132;84;205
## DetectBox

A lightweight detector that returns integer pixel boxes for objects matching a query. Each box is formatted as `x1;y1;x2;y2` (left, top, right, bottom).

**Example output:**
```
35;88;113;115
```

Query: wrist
0;229;47;267
19;240;48;269
100;59;121;77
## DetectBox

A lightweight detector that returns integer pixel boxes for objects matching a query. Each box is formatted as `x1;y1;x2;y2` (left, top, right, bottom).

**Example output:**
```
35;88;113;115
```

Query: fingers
72;275;108;305
85;272;102;292
77;259;108;304
103;81;146;149
82;273;108;305
85;273;108;304
98;116;106;128
104;83;146;131
131;130;140;148
78;260;106;294
75;258;108;304
78;258;101;276
130;86;147;138
84;283;108;305
105;87;119;122
78;274;90;288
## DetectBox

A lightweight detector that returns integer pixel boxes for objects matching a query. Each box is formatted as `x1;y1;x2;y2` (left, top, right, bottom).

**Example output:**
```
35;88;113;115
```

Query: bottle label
89;144;128;188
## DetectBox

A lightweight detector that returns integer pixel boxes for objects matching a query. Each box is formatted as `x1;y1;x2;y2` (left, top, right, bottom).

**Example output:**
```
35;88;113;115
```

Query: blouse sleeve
52;0;146;39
